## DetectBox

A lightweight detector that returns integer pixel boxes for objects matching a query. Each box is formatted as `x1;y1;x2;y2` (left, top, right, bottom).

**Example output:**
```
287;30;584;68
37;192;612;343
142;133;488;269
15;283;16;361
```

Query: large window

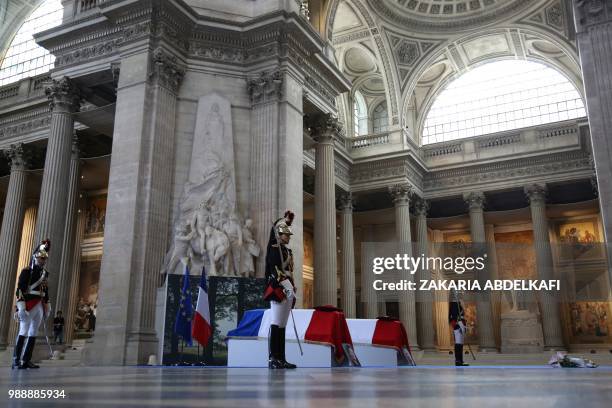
353;91;368;136
372;101;388;133
0;0;63;86
422;60;586;145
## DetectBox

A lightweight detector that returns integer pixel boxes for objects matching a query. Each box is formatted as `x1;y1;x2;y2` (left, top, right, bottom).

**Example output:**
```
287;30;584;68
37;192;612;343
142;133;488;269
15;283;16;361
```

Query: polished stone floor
2;366;612;407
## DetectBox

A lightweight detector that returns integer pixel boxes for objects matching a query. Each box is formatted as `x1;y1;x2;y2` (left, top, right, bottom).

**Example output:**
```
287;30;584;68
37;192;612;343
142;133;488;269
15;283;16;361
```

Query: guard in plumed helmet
264;211;297;369
449;289;469;367
12;240;52;369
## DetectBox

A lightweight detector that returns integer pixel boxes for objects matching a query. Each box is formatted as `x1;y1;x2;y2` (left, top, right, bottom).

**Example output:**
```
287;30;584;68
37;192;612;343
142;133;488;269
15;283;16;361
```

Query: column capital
463;191;486;211
525;184;548;204
149;47;185;93
389;183;413;205
247;69;283;105
305;113;344;143
338;192;354;212
413;197;429;217
573;0;612;33
45;77;81;112
2;143;30;171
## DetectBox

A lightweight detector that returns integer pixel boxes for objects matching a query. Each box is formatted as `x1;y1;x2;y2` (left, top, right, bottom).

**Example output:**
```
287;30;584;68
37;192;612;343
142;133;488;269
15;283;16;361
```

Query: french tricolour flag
192;266;212;347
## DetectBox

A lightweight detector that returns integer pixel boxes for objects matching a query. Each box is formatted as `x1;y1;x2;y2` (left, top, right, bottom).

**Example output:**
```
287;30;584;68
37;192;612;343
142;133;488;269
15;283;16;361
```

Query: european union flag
174;263;193;346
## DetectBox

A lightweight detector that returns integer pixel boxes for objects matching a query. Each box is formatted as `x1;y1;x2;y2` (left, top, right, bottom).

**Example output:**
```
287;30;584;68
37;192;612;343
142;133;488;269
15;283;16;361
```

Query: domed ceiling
369;0;538;31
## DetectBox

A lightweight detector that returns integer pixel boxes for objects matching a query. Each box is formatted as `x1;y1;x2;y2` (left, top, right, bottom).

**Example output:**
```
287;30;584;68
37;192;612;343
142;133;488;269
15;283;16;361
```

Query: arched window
422;60;586;145
0;0;63;86
372;101;388;133
353;91;367;136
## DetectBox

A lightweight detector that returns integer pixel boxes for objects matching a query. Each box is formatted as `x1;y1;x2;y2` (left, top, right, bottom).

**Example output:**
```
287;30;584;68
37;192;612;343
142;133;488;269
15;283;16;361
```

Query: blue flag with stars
174;262;193;346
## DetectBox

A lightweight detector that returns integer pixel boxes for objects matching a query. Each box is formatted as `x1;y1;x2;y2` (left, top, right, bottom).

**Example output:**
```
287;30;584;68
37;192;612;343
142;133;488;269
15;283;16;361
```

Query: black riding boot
454;344;469;366
279;327;296;369
19;337;39;369
268;325;283;369
12;336;26;369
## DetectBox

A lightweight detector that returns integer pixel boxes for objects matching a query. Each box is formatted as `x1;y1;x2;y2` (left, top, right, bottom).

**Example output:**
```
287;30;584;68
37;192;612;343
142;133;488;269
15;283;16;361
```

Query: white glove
458;321;467;335
16;301;28;321
280;280;295;300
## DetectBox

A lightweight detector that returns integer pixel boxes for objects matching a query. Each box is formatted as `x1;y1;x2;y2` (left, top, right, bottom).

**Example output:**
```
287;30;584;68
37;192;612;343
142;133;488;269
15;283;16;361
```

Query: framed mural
556;218;604;260
85;194;107;236
568;302;612;344
495;231;537;280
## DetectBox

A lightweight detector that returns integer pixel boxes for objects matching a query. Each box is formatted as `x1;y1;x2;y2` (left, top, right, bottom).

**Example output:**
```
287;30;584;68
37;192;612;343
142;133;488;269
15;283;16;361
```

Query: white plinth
227;338;334;367
353;345;398;367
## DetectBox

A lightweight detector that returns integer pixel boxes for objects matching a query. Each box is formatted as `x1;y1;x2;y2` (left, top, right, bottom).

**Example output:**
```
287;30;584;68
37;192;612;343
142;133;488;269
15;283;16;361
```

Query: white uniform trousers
453;321;466;345
270;299;292;328
18;302;44;337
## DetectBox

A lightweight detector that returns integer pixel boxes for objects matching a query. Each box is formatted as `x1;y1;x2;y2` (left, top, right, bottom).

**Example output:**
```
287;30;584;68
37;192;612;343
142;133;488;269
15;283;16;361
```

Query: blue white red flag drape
192;266;212;347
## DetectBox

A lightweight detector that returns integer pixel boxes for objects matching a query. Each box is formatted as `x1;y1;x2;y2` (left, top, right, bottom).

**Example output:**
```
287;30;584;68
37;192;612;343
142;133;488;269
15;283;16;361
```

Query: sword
290;309;303;356
41;308;54;359
466;342;476;361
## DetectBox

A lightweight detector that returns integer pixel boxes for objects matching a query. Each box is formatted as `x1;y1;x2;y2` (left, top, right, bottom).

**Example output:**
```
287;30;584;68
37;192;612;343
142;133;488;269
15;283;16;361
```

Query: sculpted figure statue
204;225;230;276
240;218;260;277
166;220;196;275
223;214;243;275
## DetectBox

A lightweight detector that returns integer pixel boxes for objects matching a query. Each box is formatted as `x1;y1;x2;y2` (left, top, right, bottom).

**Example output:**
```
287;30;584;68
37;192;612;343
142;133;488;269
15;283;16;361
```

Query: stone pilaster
55;136;81;321
248;70;304;306
432;229;452;350
525;184;564;349
308;113;340;307
84;47;184;365
463;191;496;351
36;77;80;312
389;183;419;350
572;0;612;287
339;193;356;318
0;144;30;349
414;197;435;350
485;224;502;348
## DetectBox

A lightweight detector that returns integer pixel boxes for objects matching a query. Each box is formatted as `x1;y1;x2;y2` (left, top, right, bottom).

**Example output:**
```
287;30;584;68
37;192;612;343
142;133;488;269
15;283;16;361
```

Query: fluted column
85;47;185;365
573;3;612;283
64;194;86;345
389;183;419;350
525;184;564;349
464;192;496;351
55;136;81;319
339;193;356;318
35;77;80;311
485;224;502;348
414;197;435;350
361;224;378;319
0;144;30;349
309;113;340;307
248;70;304;304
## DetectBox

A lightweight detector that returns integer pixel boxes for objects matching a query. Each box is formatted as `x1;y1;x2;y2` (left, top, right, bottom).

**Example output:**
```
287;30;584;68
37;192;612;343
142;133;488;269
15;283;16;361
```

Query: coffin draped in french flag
227;307;415;367
227;306;355;364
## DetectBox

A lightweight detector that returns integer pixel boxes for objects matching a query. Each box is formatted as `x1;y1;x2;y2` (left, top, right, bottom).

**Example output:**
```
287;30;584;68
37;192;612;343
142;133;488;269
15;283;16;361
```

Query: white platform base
353;345;398;367
227;338;334;367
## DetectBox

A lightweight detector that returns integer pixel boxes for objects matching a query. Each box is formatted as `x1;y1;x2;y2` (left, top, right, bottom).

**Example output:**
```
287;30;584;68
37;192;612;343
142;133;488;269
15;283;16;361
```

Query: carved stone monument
162;93;259;276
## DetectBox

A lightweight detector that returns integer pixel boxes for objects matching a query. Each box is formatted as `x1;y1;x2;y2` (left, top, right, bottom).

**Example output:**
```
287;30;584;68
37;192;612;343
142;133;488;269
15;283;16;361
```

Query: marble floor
2;366;612;408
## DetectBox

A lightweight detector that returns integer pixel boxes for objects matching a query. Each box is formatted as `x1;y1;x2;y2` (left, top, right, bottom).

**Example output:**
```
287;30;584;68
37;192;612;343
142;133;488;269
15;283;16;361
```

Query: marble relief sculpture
162;93;259;276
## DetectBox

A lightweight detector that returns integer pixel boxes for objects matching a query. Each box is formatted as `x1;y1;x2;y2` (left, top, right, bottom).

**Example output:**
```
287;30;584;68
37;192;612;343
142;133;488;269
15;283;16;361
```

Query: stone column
55;136;80;319
361;224;378;319
339;193;356;318
84;47;184;365
414;197;435;350
309;113;340;307
248;70;304;305
525;184;564;349
64;195;86;346
432;229;452;350
0;144;30;350
36;77;80;310
485;224;502;348
389;183;419;350
572;2;612;276
463;192;496;351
